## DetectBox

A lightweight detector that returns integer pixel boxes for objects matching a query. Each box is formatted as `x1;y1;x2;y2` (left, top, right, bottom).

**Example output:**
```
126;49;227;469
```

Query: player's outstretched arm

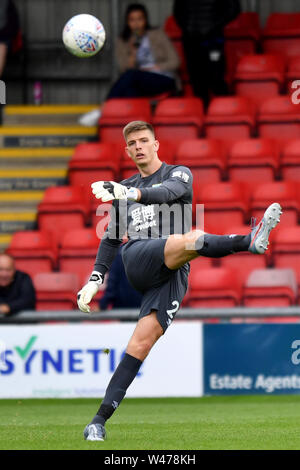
91;166;193;205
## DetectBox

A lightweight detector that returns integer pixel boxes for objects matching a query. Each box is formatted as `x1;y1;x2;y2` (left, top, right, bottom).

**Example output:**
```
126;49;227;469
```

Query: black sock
195;233;251;258
91;353;142;426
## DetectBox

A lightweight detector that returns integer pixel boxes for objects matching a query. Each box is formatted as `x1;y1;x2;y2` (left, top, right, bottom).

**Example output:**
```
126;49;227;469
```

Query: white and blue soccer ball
63;14;106;58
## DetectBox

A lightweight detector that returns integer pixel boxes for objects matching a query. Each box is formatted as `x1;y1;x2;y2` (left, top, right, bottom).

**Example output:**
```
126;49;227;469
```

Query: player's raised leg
84;311;163;441
164;202;282;270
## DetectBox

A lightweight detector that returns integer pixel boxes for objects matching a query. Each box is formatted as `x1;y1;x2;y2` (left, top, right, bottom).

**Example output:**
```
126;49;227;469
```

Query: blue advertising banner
204;324;300;395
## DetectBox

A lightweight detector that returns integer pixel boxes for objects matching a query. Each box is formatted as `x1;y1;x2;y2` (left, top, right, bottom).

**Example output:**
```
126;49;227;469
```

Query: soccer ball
62;14;106;58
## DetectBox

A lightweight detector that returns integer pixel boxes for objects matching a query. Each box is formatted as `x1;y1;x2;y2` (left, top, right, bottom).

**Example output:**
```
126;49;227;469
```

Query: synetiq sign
0;323;202;398
0;80;6;104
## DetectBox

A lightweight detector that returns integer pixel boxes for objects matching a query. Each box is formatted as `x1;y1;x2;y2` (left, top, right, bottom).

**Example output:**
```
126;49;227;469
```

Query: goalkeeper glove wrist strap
89;271;104;285
127;187;139;201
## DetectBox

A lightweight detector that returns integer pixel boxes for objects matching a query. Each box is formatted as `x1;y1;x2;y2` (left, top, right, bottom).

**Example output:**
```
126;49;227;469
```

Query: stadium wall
1;320;300;398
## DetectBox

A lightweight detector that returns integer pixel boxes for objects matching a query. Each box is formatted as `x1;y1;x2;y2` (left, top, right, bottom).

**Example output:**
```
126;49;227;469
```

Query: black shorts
122;238;189;333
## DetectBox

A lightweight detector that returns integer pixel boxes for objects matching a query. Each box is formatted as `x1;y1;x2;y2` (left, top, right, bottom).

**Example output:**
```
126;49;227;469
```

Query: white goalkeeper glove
91;181;139;202
77;271;104;314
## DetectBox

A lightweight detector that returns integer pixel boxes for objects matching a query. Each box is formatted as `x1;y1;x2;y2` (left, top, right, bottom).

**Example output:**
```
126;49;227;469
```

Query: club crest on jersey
172;170;189;183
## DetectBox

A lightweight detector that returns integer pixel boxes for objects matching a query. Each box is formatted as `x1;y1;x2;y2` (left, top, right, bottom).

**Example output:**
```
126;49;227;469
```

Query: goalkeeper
78;120;282;441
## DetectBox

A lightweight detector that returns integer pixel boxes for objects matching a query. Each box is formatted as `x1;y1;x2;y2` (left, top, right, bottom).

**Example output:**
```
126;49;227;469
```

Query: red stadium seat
258;96;300;143
99;98;152;143
38;186;90;242
263;13;300;59
6;230;57;277
175;139;226;190
153;97;204;141
68;142;122;187
219;224;268;284
34;272;79;310
196;182;249;233
243;268;297;306
281;139;300;181
250;181;300;229
286;56;300;94
224;12;260;83
120;140;178;180
164;15;182;40
58;228;100;285
183;257;213;307
234;54;285;106
188;266;242;307
228;138;279;192
272;226;300;288
204;97;256;149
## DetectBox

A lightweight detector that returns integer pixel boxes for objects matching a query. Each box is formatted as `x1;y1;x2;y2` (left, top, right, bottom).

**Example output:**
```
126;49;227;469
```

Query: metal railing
1;307;300;324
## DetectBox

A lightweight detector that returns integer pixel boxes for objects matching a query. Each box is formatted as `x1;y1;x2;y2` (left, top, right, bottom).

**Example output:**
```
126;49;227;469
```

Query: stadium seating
153;97;204;141
263;13;300;59
34;272;79;310
196;182;249;233
286;56;300;94
37;186;90;242
68;142;122;187
243;268;297;307
188;266;242;307
281;139;300;181
257;96;300;143
228;138;279;191
6;230;57;277
219;224;268;284
58;228;100;285
204;97;256;148
224;12;261;83
175;139;226;191
234;54;285;106
272;226;300;287
99;98;152;143
250;181;299;228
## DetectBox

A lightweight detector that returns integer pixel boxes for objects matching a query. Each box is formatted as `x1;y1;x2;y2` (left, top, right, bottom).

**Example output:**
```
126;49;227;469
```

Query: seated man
0;253;36;315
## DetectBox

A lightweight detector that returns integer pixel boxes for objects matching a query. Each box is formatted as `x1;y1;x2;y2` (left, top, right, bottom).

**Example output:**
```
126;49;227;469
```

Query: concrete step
0;210;37;233
0;191;44;208
0;147;73;167
0;168;67;190
0;233;13;250
0;125;97;147
3;105;100;126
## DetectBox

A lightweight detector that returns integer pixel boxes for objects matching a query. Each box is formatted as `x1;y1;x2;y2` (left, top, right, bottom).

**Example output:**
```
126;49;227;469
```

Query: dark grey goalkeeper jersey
94;162;193;276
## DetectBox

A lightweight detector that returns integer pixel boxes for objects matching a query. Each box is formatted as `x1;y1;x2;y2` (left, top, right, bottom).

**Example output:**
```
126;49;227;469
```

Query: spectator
80;2;180;126
98;247;143;311
0;253;36;315
0;0;20;77
173;0;240;107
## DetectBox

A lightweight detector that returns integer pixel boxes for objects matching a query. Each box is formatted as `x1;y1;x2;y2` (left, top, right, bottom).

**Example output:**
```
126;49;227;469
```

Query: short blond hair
123;121;155;142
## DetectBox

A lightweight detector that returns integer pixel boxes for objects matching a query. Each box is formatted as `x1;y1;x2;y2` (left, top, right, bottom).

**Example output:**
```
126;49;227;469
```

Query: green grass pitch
1;395;300;450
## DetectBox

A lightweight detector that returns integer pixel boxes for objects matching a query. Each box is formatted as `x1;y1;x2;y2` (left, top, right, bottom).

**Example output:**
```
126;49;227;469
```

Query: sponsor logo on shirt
171;171;190;183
